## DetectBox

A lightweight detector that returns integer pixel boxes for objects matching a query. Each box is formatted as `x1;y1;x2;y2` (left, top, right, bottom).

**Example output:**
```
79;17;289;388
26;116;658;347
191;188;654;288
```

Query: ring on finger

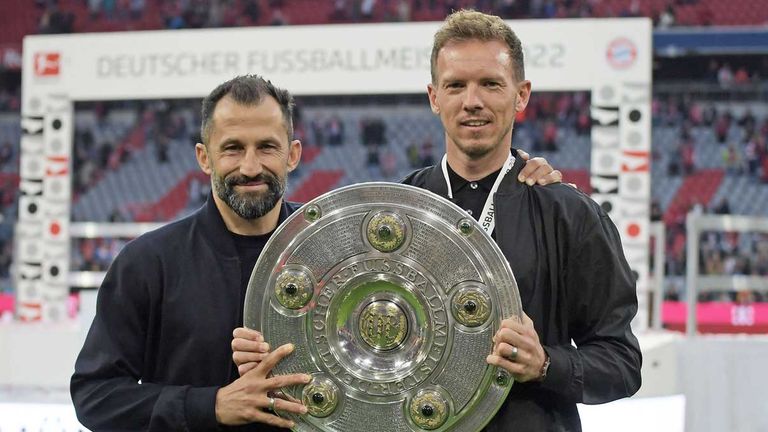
505;345;519;361
268;397;276;411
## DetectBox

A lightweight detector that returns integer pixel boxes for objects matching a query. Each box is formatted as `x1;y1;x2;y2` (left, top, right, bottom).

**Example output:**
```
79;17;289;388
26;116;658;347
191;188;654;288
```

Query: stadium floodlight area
685;214;768;336
18;19;652;329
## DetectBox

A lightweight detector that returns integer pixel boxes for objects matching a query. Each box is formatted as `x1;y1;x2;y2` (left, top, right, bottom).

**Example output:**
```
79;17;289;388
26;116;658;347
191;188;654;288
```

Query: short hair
200;74;295;145
430;9;525;83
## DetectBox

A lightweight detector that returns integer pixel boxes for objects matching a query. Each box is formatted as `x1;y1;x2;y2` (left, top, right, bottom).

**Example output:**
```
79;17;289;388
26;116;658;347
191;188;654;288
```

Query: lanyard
440;152;515;235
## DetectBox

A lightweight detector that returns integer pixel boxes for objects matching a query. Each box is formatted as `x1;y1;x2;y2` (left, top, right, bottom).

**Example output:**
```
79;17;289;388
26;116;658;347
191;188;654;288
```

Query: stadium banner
22;19;651;98
20;19;652;326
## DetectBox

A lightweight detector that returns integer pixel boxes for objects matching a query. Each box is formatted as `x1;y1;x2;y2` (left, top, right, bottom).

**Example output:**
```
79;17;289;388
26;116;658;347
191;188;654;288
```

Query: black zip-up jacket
402;152;642;431
71;196;300;431
73;156;640;431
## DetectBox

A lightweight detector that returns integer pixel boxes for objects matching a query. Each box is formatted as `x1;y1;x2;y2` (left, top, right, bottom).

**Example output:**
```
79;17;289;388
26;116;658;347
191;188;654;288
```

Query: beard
212;170;285;220
452;124;514;160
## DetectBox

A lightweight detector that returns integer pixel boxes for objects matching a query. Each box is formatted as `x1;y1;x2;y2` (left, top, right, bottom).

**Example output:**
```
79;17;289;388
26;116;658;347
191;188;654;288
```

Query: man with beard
71;76;311;431
71;74;561;431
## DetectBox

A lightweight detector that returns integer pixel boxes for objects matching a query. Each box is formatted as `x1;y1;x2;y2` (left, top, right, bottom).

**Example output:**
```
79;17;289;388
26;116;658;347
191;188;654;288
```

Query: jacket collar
196;193;294;259
424;149;526;198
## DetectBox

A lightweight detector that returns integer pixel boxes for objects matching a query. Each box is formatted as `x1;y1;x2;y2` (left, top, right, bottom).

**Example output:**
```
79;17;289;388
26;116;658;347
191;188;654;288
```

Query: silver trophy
244;183;522;431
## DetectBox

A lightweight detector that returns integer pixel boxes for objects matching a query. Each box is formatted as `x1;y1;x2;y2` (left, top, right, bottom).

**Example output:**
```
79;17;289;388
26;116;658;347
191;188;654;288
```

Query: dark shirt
446;162;501;223
230;230;272;381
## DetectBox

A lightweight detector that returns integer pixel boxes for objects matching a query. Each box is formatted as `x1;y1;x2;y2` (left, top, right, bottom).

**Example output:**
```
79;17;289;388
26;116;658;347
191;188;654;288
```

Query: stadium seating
1;2;767;314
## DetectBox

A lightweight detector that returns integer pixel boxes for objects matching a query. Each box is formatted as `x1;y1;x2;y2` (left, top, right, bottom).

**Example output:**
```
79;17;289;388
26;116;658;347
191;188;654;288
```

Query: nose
240;147;263;177
462;84;483;112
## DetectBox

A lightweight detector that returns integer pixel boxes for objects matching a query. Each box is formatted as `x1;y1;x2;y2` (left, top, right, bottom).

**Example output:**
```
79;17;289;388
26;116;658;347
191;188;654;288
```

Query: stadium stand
0;0;767;324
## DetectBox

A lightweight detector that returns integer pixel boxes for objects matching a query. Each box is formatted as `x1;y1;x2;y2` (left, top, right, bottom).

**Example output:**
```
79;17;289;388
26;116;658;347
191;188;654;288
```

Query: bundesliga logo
34;52;61;76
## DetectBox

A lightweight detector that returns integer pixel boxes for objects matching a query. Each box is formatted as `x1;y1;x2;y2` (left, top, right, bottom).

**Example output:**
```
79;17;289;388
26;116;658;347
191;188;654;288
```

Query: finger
232;338;270;354
270;390;300;403
495;328;536;353
237;361;259;376
249;410;297;429
517;157;546;182
233;350;269;367
525;162;556;186
267;373;313;390
254;343;295;375
537;169;562;186
499;316;523;329
522;312;534;327
273;397;309;415
233;327;264;342
277;392;300;403
486;353;526;376
496;342;530;364
568;182;578;190
492;327;520;352
516;148;531;160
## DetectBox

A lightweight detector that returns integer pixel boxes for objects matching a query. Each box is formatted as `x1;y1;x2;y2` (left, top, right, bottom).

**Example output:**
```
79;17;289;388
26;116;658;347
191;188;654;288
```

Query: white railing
685;214;768;336
68;222;164;288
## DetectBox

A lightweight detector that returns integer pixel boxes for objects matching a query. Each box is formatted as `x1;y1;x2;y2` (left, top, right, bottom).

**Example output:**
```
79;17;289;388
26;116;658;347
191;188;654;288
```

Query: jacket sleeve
537;209;643;404
70;243;221;431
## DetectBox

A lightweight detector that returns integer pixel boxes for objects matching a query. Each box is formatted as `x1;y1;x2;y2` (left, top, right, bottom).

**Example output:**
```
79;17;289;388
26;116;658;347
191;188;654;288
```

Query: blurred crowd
654;96;768;182
0;88;20;112
31;0;760;34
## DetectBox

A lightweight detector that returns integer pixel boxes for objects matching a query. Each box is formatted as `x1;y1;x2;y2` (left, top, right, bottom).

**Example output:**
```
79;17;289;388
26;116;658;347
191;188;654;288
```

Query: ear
195;143;212;175
287;139;302;173
427;83;440;115
515;80;532;113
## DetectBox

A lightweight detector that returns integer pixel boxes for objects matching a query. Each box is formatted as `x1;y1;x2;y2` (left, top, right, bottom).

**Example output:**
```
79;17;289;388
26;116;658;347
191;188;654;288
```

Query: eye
446;82;464;89
260;142;280;152
484;81;501;88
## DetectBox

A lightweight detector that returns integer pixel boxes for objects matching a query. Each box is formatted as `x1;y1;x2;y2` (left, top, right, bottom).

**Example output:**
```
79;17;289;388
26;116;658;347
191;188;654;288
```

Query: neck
446;144;511;181
213;194;282;236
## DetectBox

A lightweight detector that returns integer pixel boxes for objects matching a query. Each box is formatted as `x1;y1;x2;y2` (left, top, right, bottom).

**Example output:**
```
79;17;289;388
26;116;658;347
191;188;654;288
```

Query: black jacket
402;153;642;431
71;196;300;431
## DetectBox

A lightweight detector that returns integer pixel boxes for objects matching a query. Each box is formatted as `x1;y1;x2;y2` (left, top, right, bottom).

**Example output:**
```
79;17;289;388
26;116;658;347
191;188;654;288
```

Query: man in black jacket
235;9;642;432
405;10;642;430
71;75;313;431
71;74;562;431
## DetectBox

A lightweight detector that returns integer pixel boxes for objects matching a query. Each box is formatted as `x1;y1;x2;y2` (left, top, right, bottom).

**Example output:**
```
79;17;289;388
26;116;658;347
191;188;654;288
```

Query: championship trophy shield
244;183;522;431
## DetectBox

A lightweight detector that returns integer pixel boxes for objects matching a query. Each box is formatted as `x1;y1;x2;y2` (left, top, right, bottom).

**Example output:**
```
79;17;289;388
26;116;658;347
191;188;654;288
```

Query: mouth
230;177;269;193
235;181;266;190
460;119;491;128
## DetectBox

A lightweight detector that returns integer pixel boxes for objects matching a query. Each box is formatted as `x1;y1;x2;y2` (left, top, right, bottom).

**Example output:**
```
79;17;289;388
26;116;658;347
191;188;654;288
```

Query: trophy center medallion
359;300;408;351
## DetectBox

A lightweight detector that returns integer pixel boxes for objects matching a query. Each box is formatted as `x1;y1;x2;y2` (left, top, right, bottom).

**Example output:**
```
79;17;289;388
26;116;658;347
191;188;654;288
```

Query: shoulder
401;165;438;187
530;183;610;227
117;210;198;263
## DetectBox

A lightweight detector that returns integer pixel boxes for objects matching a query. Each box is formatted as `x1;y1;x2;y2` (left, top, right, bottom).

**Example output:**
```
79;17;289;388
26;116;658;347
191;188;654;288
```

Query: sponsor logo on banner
34;52;61;77
606;38;637;70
